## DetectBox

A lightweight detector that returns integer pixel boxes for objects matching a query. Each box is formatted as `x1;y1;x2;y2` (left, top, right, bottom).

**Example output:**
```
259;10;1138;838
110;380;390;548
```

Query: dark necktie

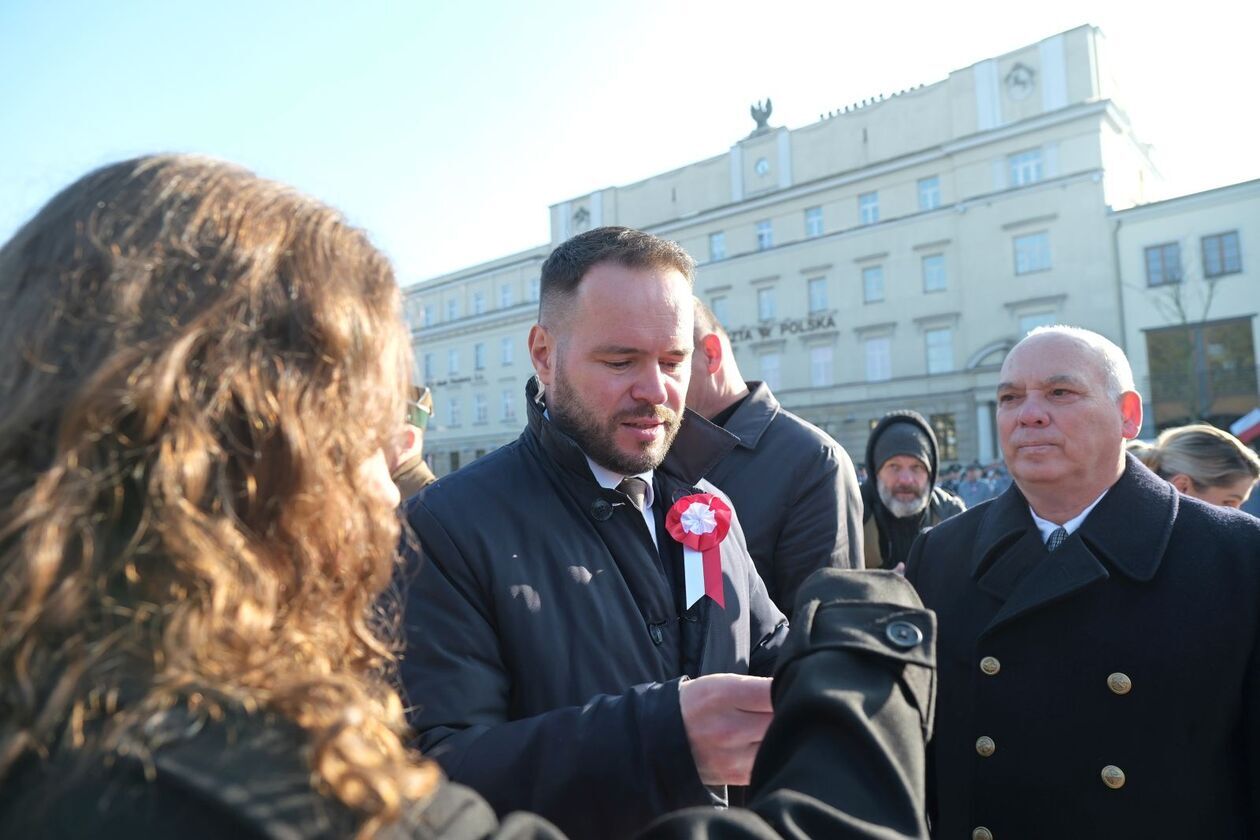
617;477;649;512
1046;526;1068;552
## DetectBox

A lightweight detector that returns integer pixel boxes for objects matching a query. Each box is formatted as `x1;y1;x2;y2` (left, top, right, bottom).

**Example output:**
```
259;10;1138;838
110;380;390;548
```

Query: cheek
359;449;401;509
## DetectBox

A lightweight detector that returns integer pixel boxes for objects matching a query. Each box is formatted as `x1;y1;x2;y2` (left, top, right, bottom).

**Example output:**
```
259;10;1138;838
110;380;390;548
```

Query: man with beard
400;227;787;840
861;411;965;571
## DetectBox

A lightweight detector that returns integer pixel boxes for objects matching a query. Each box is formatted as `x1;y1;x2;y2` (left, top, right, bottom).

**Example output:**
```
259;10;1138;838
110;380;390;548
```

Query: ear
699;333;723;375
529;323;557;386
1118;391;1143;440
395;425;422;461
1168;473;1194;494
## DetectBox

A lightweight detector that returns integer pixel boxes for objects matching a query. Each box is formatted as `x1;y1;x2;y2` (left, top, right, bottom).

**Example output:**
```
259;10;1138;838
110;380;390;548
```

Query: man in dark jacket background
685;298;864;613
907;326;1260;838
861;411;965;571
401;227;788;839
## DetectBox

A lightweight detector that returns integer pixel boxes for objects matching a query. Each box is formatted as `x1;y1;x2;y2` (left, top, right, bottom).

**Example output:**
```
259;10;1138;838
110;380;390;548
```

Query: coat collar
523;376;739;488
970;453;1179;632
720;381;780;450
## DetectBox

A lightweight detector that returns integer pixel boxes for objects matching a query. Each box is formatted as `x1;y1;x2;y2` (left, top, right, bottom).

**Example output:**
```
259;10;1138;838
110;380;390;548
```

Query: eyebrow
997;373;1088;391
591;344;691;357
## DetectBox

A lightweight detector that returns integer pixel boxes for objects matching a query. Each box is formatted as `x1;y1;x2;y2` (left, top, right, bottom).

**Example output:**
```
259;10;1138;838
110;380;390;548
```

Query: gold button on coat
972;828;994;840
979;656;1001;675
1107;672;1132;695
975;736;996;757
1101;765;1126;789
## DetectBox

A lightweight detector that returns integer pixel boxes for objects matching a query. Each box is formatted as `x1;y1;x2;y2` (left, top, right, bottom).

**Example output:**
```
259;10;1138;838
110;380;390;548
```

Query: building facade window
1144;242;1182;286
500;336;514;365
1014;232;1052;274
1008;148;1044;186
422;305;435;327
448;397;461;427
864;337;892;382
930;413;959;460
500;283;513;308
447;348;459;375
709;231;727;261
501;389;517;422
472;291;486;315
862;265;885;303
755;220;773;251
925;327;954;374
528;277;540;302
445;299;459;320
423;352;434;382
804;206;824;238
757;287;776;320
474;342;486;370
710;295;729;325
918;176;941;211
858;191;879;225
449;451;461;472
474;393;487;424
1145;317;1258;429
922;254;947;292
1202;231;1242;277
808;277;828;313
810;346;834;387
1019;311;1056;335
759;352;781;390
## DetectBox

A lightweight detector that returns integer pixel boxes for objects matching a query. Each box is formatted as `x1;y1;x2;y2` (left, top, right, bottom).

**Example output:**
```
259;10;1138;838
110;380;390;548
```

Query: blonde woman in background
1129;423;1260;509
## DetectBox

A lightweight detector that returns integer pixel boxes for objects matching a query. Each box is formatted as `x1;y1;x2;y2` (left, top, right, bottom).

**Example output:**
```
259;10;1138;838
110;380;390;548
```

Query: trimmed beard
547;358;682;475
878;479;931;519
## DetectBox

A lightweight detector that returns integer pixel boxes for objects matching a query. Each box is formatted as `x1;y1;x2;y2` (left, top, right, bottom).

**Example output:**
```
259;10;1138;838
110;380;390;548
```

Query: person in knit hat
860;410;965;570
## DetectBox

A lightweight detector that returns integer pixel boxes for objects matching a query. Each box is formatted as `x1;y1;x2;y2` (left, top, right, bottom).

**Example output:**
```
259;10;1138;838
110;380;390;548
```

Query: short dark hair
693;296;728;342
538;226;694;325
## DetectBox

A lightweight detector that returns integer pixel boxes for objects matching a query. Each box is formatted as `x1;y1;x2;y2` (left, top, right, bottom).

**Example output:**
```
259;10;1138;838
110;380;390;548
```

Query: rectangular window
1014;232;1052;275
757;287;776;320
448;397;460;427
858;191;879;225
1202;231;1242;277
445;299;459;320
474;342;486;370
755;220;773;251
808;277;828;313
930;413;959;460
422;305;435;327
918;176;941;211
527;277;540;302
501;389;516;422
925;328;954;374
423;352;434;382
864;337;891;382
709;231;727;261
759;353;781;390
862;265;885;303
472;291;486;316
810;346;834;387
500;284;514;308
1008;149;1044;187
500;336;514;365
922;254;947;292
710;295;729;325
1144;242;1182;286
449;451;461;472
1019;312;1056;336
804;206;824;238
447;348;459;375
474;393;487;424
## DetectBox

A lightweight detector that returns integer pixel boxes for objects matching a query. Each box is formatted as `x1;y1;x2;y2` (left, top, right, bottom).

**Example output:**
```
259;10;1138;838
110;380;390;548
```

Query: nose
630;363;669;405
1016;392;1050;426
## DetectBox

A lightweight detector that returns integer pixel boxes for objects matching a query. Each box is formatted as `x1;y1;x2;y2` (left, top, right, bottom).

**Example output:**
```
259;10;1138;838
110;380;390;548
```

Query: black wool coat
401;378;787;840
907;454;1260;839
702;381;864;615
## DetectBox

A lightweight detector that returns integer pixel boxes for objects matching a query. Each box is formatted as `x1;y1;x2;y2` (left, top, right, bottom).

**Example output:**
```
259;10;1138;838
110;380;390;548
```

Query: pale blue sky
3;1;1256;284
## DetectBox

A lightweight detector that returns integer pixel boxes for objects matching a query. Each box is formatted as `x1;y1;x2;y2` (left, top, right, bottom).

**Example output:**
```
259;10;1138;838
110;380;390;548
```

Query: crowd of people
1;155;1257;839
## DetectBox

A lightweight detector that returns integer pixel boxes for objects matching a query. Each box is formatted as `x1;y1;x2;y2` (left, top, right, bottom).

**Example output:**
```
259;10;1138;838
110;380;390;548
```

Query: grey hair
1021;325;1137;401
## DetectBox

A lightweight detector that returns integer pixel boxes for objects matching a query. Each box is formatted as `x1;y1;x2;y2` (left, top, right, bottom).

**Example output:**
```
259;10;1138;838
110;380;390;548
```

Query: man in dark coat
907;326;1260;839
401;227;788;840
861;411;965;571
685;298;864;613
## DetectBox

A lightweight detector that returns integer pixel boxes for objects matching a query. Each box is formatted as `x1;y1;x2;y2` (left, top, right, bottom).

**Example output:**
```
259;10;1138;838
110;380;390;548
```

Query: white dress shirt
585;456;658;549
1028;488;1109;545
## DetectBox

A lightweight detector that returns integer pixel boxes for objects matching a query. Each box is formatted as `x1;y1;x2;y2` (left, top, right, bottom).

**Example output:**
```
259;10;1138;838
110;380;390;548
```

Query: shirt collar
1028;488;1109;543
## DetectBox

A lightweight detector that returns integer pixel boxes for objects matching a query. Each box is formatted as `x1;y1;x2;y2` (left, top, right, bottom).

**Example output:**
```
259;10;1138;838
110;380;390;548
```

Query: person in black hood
860;410;965;570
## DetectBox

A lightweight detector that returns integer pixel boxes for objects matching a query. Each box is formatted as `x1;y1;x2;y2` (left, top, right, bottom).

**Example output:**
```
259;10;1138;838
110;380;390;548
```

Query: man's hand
678;673;773;786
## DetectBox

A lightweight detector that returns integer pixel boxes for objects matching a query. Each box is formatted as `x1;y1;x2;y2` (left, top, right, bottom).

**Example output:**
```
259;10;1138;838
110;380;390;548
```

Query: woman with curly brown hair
0;155;935;840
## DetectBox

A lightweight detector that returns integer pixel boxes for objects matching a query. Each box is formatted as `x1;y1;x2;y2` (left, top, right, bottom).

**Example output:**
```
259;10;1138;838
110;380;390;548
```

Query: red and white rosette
665;493;731;609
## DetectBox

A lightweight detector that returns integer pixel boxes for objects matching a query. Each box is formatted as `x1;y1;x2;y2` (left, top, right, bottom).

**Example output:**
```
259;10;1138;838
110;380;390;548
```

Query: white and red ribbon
665;493;732;608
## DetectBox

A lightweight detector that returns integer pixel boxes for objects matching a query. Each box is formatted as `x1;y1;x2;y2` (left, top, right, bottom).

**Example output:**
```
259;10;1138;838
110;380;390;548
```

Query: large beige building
404;24;1241;476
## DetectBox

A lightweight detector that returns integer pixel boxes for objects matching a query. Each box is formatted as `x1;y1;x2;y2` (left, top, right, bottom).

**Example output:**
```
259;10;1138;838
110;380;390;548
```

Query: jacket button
885;620;923;648
979;656;1001;676
1107;672;1132;695
972;828;994;840
1101;765;1126;789
975;736;996;757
